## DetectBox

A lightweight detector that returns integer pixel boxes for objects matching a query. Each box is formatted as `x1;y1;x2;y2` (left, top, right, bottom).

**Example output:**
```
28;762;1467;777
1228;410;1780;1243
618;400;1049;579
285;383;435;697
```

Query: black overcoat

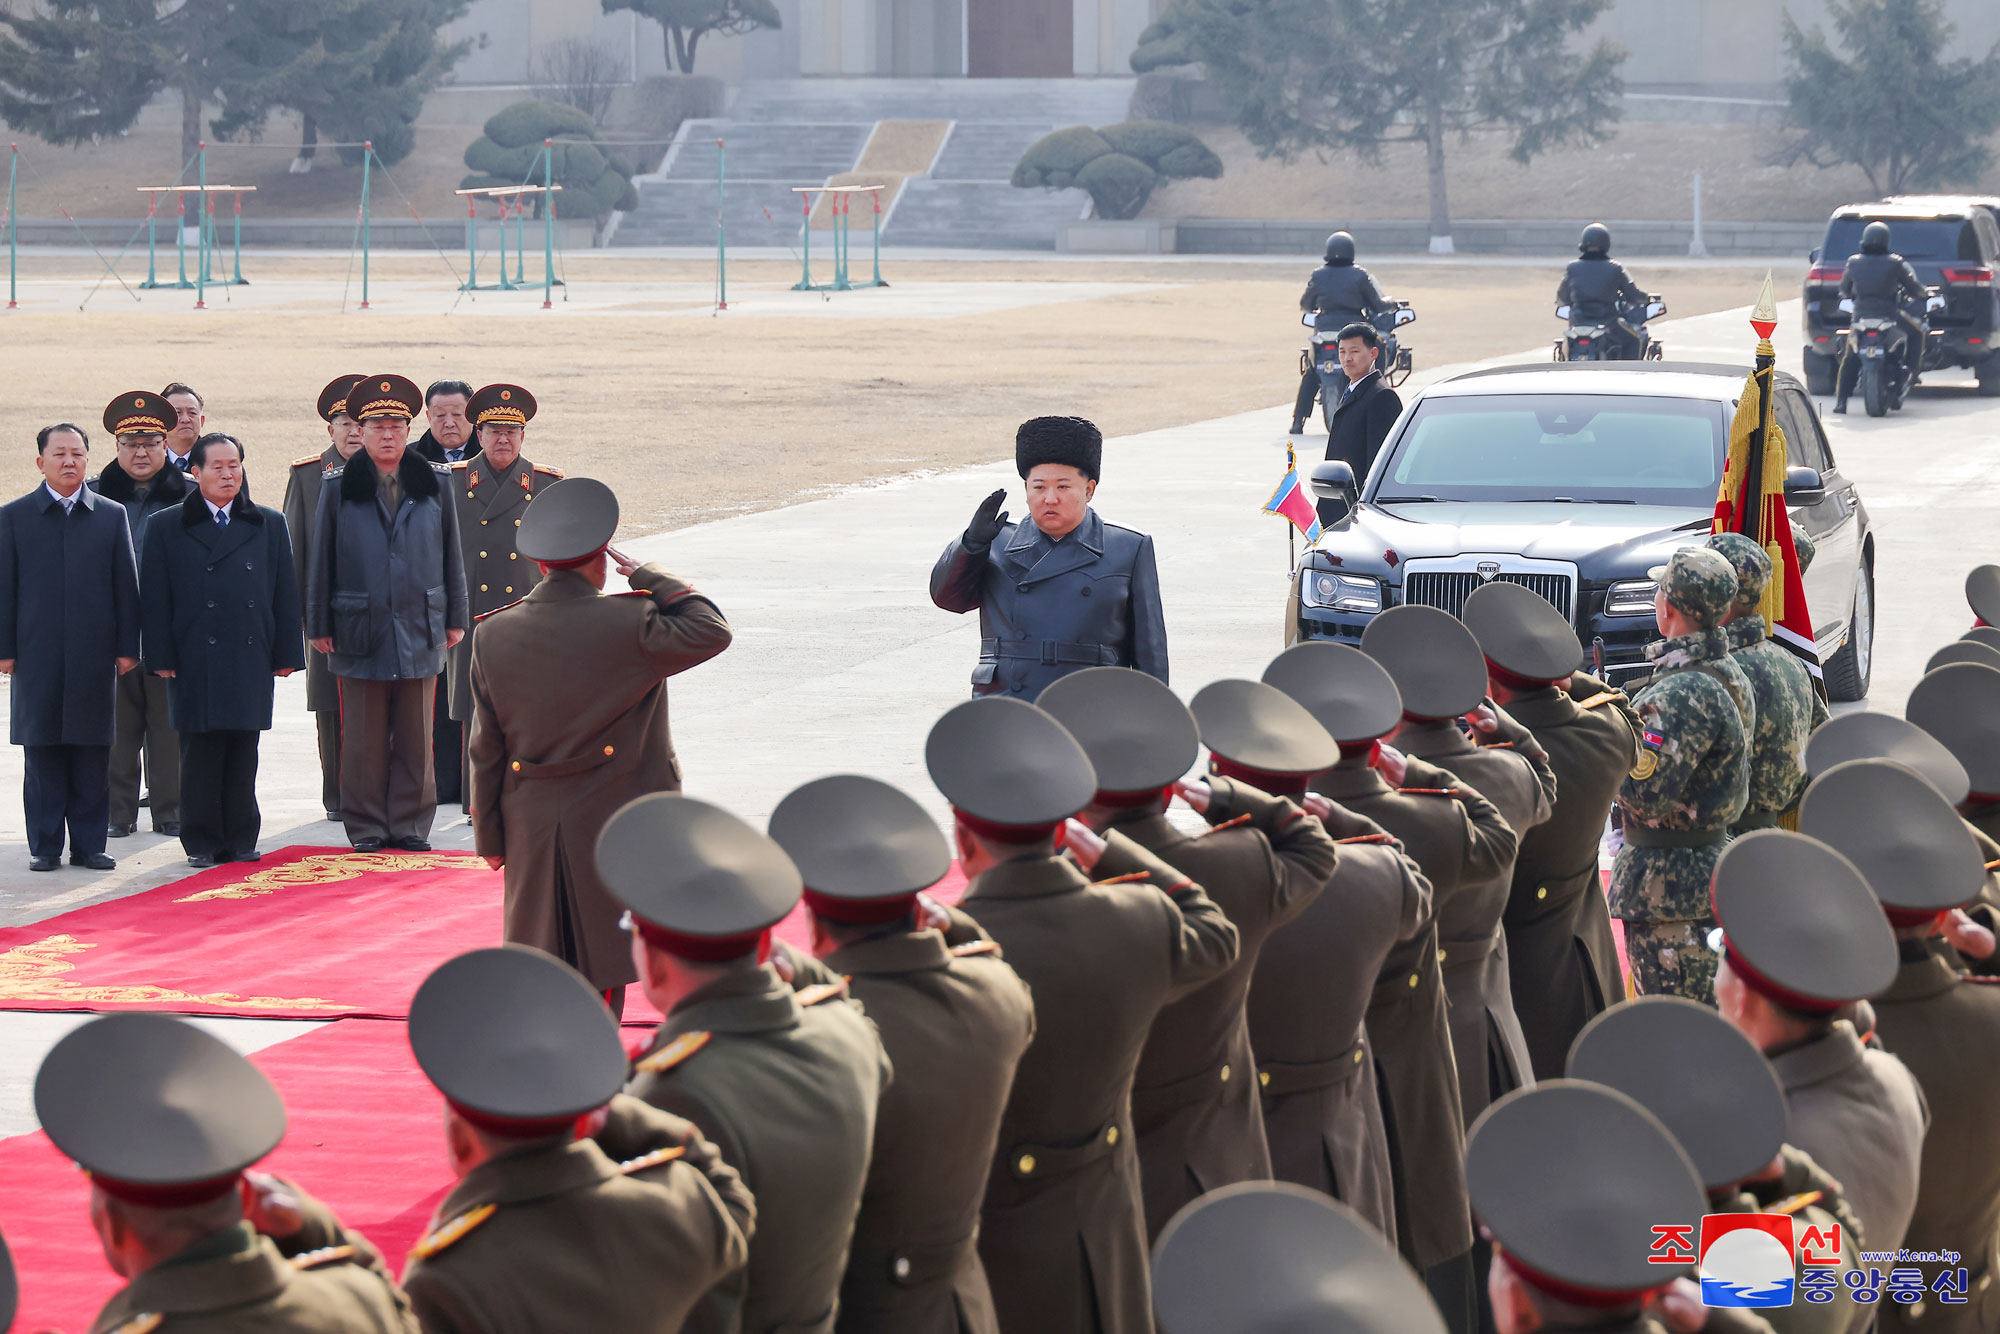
0;485;140;746
1323;372;1402;484
140;490;305;733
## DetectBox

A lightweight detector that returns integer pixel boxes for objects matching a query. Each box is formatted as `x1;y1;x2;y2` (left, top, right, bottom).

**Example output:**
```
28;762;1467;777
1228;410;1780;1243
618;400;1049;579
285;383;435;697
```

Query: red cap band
802;888;916;926
1723;942;1843;1014
90;1171;243;1208
1882;906;1952;929
1336;739;1379;762
1208;756;1311;796
1503;1252;1664;1310
1483;656;1570;693
1092;785;1174;810
953;808;1062;845
446;1099;584;1140
634;917;769;963
541;547;607;571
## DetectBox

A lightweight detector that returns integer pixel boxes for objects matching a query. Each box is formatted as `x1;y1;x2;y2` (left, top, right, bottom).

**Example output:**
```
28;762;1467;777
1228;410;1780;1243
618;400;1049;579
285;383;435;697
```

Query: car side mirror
1309;460;1357;515
1809;247;1821;263
1784;466;1825;506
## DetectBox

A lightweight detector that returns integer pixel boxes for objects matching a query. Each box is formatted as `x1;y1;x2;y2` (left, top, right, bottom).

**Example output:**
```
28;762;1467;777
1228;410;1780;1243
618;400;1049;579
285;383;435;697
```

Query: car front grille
1404;572;1574;620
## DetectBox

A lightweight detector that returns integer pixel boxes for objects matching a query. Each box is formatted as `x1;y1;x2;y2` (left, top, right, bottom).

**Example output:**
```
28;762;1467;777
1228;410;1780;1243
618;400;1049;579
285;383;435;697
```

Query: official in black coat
89;391;190;839
0;423;142;871
412;379;476;806
1317;324;1403;528
141;433;305;867
930;416;1168;701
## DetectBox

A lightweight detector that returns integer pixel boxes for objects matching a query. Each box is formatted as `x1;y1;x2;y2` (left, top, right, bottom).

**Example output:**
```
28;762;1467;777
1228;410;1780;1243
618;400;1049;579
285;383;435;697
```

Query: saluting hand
607;544;640;578
965;488;1010;548
915;891;952;933
1301;792;1335;820
1944;907;1997;961
1063;818;1106;871
1173;778;1212;814
1370;742;1408;787
240;1170;304;1239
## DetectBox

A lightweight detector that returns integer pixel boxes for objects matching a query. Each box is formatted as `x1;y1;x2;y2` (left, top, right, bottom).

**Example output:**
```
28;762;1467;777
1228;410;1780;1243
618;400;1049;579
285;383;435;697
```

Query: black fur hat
1015;416;1102;482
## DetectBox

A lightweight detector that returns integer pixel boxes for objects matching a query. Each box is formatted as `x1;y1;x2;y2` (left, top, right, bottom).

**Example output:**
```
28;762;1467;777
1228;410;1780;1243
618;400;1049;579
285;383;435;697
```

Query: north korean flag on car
1264;442;1323;544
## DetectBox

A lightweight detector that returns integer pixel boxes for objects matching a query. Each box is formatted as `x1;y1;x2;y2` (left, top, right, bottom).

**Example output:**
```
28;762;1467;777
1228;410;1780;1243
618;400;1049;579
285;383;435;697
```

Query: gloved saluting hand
964;488;1010;549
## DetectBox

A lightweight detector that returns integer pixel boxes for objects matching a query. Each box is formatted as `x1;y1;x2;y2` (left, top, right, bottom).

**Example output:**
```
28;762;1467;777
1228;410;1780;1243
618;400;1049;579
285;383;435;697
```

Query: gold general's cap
346;374;423;421
468;383;537;428
317;373;366;423
103;390;173;437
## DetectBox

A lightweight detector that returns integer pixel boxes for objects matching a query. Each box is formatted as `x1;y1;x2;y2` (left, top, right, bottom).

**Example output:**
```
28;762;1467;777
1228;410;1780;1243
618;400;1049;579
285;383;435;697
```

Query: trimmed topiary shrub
460;100;638;219
1013;120;1223;220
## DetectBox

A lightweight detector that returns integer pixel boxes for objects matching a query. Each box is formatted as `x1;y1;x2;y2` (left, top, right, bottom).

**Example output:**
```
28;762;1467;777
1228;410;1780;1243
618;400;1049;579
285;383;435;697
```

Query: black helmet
1861;221;1892;254
1579;223;1611;256
1324;231;1355;265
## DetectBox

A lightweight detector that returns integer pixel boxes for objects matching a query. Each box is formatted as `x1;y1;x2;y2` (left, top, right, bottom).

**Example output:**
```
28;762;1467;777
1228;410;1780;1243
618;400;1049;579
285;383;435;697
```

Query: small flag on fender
1264;442;1323;544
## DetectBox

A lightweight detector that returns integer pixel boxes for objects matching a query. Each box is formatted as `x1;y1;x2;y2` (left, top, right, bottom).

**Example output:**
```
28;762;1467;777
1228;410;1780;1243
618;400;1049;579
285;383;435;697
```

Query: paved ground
0;294;1994;1134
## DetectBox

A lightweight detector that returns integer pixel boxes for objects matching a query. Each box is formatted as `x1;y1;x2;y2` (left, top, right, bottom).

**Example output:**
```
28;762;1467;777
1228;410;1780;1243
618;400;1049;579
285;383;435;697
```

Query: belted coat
929;508;1167;701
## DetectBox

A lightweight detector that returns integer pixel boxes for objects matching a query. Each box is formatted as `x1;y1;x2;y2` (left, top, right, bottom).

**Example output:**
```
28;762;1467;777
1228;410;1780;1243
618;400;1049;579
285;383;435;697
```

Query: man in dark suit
141;432;305;868
413;379;476;807
930;416;1168;701
0;423;141;871
1317;322;1403;529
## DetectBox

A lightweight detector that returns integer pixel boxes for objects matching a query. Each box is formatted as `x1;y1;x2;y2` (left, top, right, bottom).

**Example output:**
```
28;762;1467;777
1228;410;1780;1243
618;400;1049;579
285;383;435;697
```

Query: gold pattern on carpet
177;851;484;902
0;934;348;1010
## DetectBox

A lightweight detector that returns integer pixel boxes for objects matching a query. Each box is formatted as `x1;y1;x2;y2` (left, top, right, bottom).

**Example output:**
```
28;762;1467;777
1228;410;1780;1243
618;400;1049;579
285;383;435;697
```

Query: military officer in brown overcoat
443;383;562;738
1464;581;1638;1080
1802;761;2000;1331
768;775;1036;1334
35;1012;419;1333
1908;662;2000;846
927;696;1239;1334
604;793;891;1334
400;946;754;1331
1041;669;1340;1240
467;479;730;1010
1362;604;1551;1125
281;374;363;822
1266;641;1512;1329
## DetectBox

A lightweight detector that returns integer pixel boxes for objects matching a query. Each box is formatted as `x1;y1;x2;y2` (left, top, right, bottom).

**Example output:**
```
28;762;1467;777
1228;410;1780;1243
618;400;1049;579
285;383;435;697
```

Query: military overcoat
442;454;560;722
280;447;342;712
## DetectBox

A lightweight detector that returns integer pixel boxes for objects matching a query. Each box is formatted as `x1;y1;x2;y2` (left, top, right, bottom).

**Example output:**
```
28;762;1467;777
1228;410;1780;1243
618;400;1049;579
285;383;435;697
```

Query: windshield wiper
1376;494;1456;503
1673;516;1714;532
1514;497;1635;505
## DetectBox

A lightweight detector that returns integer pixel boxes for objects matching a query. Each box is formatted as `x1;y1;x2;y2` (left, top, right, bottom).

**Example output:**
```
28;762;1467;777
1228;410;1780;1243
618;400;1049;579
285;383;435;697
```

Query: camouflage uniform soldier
1708;532;1826;834
1612;547;1753;1006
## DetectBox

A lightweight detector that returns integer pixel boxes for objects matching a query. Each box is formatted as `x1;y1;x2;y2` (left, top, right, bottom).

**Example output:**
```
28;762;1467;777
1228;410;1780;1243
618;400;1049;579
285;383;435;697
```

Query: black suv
1803;197;2000;396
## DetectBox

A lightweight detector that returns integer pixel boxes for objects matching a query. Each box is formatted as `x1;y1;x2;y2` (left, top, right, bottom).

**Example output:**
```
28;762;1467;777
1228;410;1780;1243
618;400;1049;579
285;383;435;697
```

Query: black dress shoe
29;856;59;872
393;837;432;852
227;850;263;863
186;853;217;869
352;837;385;853
156;821;181;837
107;824;136;839
70;852;116;871
325;810;343;823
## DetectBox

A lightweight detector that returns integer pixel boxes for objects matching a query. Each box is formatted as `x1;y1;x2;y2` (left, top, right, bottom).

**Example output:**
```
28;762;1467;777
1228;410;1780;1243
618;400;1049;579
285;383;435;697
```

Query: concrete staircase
610;77;1137;250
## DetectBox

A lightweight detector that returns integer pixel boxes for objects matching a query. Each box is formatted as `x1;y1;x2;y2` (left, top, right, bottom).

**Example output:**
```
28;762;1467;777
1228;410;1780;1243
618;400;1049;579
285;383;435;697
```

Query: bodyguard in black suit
140;433;305;867
0;424;142;871
1317;323;1403;529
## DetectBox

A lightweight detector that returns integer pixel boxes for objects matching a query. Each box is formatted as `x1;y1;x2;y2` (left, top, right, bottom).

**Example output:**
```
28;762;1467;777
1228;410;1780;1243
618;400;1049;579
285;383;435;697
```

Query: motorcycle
1552;294;1667;362
1300;303;1416;430
1839;288;1945;418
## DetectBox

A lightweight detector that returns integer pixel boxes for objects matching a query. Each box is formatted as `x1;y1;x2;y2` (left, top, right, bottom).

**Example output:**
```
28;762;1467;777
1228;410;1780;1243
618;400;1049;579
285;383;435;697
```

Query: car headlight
1302;571;1383;612
1604;579;1657;617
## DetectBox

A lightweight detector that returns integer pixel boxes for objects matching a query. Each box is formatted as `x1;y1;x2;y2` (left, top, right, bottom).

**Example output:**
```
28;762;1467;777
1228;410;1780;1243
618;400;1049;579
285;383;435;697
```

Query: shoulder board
1576;691;1619;710
429;461;451;474
1397;787;1462;798
1964;974;2000;985
1984;858;2000;871
290;1244;357;1270
533;464;565;478
617;1145;687;1175
951;939;1000;958
474;596;527;624
1197;813;1254;837
449;459;470;470
292;453;323;468
408;1204;497;1261
1091;871;1153;887
1478;740;1517;750
107;1317;164;1334
1762;1190;1824;1218
635;1029;712;1075
324;464;346;478
796;977;851;1007
1337;833;1396;845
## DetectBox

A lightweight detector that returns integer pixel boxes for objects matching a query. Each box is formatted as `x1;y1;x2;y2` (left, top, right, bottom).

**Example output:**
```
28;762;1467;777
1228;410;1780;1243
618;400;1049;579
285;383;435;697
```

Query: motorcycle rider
1292;231;1395;434
1557;223;1648;359
1833;219;1927;415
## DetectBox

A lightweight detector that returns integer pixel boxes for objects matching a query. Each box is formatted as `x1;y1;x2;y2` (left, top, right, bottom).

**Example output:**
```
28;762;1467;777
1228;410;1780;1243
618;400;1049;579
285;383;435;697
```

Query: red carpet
0;846;968;1028
0;1019;451;1333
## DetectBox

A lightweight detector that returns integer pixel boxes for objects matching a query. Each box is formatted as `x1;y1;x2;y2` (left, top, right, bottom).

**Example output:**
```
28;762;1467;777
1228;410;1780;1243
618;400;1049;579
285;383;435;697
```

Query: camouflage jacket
1610;629;1752;923
1727;616;1829;831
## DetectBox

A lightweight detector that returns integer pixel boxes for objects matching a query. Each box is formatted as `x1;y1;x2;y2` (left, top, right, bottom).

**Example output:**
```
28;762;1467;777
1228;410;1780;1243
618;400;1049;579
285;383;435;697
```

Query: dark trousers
110;669;179;828
338;675;436;845
179;729;260;859
431;675;461;805
313;707;342;817
23;744;111;860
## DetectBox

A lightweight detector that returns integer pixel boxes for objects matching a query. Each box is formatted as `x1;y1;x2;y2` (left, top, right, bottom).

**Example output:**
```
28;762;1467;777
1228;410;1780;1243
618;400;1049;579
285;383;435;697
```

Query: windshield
1823;216;1978;262
1373;393;1727;507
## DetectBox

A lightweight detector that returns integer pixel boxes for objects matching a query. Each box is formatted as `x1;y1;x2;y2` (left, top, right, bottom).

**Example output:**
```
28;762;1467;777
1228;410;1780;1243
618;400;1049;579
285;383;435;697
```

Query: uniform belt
1370;957;1436;1010
1000;1120;1125;1185
1131;1054;1241;1125
979;637;1113;668
1257;1039;1368;1097
507;748;618;780
1731;810;1782;832
1622;825;1728;850
1504;862;1599;925
1437;929;1502;968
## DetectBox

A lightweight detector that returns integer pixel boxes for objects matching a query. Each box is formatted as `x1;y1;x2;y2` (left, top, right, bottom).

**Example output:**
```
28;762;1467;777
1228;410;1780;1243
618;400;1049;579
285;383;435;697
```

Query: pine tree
600;0;780;75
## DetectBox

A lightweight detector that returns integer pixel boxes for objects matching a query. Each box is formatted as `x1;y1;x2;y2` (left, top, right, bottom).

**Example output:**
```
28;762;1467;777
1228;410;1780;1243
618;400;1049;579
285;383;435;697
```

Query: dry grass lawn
0;256;1778;536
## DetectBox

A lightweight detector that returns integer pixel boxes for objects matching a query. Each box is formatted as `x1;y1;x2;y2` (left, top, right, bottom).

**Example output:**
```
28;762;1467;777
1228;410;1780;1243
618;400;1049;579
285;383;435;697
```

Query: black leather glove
964;487;1010;549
